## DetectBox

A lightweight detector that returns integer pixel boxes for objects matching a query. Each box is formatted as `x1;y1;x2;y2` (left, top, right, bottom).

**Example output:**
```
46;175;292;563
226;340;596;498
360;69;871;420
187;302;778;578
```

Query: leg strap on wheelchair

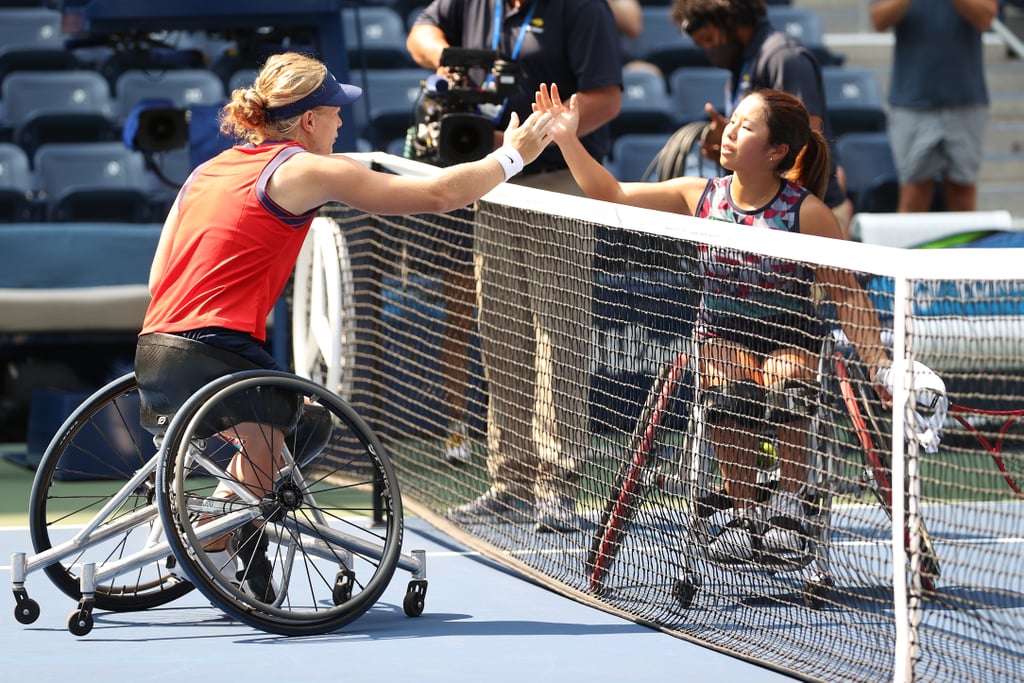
765;379;818;423
703;380;766;430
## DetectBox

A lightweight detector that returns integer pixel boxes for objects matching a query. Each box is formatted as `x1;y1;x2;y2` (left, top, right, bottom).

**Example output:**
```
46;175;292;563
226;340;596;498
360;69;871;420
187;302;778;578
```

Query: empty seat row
0;68;228;158
615;64;886;141
0;141;170;222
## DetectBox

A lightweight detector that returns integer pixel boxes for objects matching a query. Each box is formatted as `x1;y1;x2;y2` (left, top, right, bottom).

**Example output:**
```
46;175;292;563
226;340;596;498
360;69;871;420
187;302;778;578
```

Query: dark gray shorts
888;105;987;185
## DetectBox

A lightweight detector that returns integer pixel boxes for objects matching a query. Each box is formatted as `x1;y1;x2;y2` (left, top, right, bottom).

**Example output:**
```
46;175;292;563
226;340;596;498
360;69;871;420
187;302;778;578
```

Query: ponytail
786;128;830;200
755;88;832;200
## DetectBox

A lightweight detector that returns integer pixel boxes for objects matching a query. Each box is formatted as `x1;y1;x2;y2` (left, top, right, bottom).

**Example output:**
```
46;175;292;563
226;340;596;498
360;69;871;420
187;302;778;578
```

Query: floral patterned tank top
695;175;816;323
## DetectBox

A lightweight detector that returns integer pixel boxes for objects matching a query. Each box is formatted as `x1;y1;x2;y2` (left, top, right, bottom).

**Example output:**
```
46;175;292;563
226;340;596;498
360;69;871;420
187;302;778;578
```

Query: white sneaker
707;510;758;563
535;496;580;533
763;489;810;559
443;420;472;464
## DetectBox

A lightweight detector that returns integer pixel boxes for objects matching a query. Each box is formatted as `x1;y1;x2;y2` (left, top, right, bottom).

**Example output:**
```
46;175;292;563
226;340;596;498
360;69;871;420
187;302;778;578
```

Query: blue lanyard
726;57;754;116
491;0;538;60
486;0;538;121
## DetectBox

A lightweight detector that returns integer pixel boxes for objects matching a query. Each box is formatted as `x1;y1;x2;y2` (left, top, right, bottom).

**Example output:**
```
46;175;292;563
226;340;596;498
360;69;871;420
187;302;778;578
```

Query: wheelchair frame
586;329;951;610
11;370;428;636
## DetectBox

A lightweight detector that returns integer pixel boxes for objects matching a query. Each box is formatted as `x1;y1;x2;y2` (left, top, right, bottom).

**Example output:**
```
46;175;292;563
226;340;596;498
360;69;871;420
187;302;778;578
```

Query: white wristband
486;145;524;181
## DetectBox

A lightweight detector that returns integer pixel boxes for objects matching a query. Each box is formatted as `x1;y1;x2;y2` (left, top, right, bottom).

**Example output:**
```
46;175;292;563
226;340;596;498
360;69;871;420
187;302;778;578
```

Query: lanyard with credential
486;0;538;121
725;57;754;116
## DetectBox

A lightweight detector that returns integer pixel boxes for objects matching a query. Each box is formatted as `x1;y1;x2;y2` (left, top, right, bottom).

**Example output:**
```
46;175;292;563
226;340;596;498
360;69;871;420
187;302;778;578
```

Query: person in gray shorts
871;0;999;212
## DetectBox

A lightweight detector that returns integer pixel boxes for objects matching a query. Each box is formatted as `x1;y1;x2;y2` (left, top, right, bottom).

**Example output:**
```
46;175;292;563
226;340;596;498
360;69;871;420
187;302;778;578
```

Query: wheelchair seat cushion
135;333;300;437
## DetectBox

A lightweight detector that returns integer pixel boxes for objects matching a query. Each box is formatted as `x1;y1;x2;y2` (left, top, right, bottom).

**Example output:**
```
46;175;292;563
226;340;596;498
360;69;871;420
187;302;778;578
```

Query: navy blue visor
265;71;362;122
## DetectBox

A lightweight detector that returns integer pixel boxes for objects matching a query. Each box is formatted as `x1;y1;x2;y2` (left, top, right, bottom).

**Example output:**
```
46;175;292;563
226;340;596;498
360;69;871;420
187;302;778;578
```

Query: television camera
408;47;518;166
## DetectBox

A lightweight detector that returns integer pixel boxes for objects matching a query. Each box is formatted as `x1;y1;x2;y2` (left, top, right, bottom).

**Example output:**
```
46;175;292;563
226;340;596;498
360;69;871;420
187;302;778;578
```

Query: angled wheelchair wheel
29;373;194;611
834;357;940;591
156;371;404;636
587;351;690;595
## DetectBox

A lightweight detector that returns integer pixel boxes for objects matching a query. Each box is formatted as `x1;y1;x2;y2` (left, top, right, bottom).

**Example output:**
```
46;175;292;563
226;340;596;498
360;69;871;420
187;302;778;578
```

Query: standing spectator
669;0;854;236
871;0;999;212
407;0;623;532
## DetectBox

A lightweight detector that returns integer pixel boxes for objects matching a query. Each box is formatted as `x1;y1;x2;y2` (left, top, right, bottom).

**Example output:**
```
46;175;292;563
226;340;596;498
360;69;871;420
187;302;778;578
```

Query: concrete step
980;152;1024;184
985;121;1024;155
991;92;1024;122
979;183;1024;218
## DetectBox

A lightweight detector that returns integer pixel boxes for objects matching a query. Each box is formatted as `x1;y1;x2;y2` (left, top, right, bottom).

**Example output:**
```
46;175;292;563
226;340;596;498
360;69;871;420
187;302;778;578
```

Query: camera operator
407;0;622;187
407;0;623;533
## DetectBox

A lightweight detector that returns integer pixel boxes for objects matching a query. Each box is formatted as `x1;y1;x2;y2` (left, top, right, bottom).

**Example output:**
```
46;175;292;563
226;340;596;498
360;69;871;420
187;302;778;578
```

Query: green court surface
0;448;34;527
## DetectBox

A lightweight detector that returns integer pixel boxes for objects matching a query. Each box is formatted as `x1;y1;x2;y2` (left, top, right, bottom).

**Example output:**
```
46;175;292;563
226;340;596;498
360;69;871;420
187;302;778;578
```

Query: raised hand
501;109;556;166
534;83;580;144
700;103;728;162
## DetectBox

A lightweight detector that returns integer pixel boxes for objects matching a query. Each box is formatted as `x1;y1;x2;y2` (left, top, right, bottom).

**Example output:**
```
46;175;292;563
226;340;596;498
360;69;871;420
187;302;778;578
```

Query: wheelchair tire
838;357;941;592
29;373;194;612
587;352;690;595
156;371;404;636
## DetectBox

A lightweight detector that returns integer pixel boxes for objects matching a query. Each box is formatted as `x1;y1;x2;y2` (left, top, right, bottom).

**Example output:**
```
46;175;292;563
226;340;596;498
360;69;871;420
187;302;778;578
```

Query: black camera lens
135;108;189;152
438;113;494;165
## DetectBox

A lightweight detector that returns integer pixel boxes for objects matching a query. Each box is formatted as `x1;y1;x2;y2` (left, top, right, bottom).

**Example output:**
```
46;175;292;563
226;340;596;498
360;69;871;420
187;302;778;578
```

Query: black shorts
135;331;298;435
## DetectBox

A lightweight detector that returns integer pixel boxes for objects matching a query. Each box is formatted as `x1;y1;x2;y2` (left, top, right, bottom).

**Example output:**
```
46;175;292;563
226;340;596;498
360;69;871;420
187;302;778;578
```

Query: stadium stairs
797;0;1024;226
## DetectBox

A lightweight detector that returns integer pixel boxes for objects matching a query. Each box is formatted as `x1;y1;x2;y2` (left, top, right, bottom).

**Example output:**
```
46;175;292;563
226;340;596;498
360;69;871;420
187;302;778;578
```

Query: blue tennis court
0;516;798;682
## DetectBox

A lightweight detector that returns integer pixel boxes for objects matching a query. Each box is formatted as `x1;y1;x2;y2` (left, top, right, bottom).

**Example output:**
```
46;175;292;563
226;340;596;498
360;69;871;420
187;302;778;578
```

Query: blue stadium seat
405;5;428;31
114;69;226;124
226;68;258;94
822;65;887;137
608;133;671;182
612;68;675;138
342;6;414;70
33;142;158;222
834;131;898;214
625;6;708;74
667;66;727;126
0;7;79;88
0;141;36;220
766;6;845;66
1;70;117;158
349;67;431;150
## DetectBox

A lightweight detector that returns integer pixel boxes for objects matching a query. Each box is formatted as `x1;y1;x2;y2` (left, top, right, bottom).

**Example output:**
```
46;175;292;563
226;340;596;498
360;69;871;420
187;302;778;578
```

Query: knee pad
766;380;818;423
703;380;766;430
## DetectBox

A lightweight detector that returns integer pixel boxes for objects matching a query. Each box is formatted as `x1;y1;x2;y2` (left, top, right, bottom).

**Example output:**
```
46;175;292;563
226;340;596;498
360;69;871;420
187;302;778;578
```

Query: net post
891;275;912;683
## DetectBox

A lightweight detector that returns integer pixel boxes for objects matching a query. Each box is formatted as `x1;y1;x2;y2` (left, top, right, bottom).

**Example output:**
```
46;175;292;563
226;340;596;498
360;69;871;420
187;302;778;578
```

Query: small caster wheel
802;575;834;610
403;579;427;617
332;569;354;605
14;597;40;624
67;609;93;636
672;575;701;609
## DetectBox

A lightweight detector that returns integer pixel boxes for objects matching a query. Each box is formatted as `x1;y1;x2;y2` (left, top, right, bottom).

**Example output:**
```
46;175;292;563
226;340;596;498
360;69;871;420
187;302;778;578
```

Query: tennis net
307;153;1024;683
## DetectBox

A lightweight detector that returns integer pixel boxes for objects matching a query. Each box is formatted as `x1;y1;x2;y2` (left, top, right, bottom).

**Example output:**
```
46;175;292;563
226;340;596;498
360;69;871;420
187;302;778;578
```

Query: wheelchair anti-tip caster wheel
67;608;94;636
673;574;701;609
802;574;834;610
13;592;40;625
332;570;354;605
403;579;427;617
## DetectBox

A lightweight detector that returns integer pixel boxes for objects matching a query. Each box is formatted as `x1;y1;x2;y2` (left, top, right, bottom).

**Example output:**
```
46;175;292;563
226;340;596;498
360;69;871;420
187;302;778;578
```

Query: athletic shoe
762;489;811;564
231;522;277;603
707;511;759;563
448;489;531;523
535;496;580;533
443;420;472;464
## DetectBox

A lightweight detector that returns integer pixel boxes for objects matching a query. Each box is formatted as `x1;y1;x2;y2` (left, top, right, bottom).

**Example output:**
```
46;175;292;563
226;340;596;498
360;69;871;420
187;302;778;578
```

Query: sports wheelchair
11;334;428;636
586;327;949;610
